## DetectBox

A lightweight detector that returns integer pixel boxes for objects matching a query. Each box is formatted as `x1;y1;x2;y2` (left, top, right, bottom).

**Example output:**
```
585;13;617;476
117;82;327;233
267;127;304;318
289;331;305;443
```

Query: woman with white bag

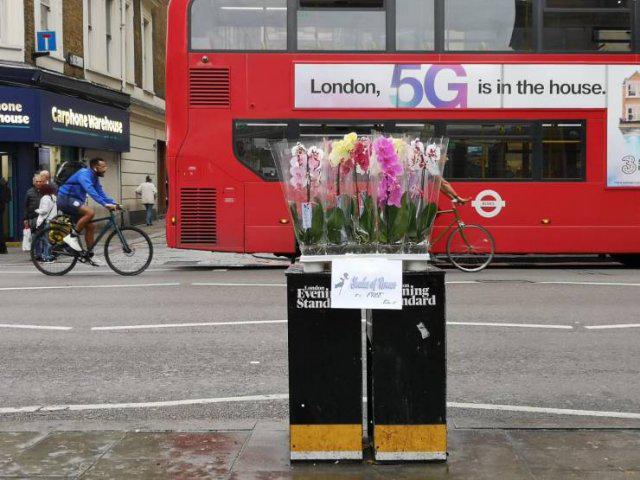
34;183;57;261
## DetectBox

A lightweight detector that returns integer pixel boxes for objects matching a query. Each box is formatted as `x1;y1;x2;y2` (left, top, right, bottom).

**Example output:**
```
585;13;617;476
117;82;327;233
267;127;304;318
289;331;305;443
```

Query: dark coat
0;178;10;209
24;187;42;223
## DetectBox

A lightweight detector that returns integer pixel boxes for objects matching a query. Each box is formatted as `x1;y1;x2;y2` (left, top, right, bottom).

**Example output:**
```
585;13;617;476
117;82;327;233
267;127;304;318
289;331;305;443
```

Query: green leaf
388;193;410;243
407;199;418;240
309;202;325;243
416;202;438;240
358;195;376;243
326;206;347;244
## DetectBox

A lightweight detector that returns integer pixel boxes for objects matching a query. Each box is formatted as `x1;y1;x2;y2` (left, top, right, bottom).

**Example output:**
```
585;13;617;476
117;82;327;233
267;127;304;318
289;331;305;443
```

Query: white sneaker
88;258;103;267
63;234;82;252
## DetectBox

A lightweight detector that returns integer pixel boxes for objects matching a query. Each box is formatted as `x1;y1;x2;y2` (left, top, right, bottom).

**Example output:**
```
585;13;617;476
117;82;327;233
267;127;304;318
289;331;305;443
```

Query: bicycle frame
79;211;132;254
430;204;465;246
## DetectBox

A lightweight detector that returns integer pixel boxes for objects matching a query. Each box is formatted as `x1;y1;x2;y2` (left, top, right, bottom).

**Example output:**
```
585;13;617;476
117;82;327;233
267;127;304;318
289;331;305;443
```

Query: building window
125;1;135;83
141;8;154;91
234;122;287;180
40;0;51;30
190;0;287;51
445;0;533;51
396;0;434;51
444;123;533;180
87;0;94;66
0;0;5;44
105;0;114;72
542;123;584;179
297;0;386;51
542;1;631;51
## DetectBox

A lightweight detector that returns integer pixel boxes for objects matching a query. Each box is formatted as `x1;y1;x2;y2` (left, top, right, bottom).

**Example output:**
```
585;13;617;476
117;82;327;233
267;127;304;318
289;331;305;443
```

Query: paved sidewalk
1;423;639;479
0;222;290;269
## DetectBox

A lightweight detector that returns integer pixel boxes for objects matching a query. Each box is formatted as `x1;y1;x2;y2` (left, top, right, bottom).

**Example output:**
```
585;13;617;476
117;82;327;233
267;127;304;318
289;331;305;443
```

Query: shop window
396;0;434;51
443;123;533;180
234;122;287;180
190;0;287;51
445;0;533;51
543;1;631;51
542;123;584;179
297;2;386;51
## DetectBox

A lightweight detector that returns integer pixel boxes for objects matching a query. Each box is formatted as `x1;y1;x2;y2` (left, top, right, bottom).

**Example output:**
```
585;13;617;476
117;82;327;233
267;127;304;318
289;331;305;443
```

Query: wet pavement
1;423;639;479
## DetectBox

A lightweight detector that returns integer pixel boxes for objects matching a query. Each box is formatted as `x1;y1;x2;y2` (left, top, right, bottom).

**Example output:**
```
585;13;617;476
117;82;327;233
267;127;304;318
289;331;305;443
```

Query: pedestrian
0;176;11;254
24;174;44;257
39;169;57;191
35;182;57;261
135;176;157;226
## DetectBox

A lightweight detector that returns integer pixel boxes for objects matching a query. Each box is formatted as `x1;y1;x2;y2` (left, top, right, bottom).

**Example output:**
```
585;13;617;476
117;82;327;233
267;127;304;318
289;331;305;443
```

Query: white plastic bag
22;228;31;251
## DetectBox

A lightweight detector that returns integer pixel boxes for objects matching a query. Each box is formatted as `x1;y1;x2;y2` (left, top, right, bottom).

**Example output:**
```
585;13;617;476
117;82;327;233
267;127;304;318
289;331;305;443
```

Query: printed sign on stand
331;258;402;310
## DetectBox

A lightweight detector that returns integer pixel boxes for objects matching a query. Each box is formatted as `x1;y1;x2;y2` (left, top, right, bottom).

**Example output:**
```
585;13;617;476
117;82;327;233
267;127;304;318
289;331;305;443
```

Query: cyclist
440;179;470;205
56;158;118;261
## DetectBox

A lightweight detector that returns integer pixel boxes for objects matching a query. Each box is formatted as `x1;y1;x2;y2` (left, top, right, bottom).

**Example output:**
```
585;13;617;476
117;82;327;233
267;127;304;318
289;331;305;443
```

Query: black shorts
57;195;83;223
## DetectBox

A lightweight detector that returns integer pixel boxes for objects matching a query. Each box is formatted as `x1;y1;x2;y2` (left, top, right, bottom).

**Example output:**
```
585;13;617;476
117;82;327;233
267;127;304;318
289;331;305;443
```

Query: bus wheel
611;254;640;267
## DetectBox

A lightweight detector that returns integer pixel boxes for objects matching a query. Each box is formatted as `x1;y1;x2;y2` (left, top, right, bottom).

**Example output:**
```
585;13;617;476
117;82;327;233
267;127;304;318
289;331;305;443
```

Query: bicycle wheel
446;224;495;272
30;227;78;276
104;226;153;276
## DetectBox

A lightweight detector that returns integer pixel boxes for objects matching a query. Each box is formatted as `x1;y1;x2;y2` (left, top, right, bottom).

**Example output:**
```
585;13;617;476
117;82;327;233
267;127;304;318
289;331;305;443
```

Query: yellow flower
329;139;347;167
392;137;407;158
343;132;358;151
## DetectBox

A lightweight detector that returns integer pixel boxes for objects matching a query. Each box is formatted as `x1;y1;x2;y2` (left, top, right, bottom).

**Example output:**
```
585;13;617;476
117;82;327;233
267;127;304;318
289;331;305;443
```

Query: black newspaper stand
367;268;447;461
286;264;446;463
286;265;363;461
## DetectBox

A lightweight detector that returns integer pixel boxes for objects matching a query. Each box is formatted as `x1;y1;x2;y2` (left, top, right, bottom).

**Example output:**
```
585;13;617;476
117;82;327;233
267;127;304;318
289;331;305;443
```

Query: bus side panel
176;158;245;252
245;182;295;254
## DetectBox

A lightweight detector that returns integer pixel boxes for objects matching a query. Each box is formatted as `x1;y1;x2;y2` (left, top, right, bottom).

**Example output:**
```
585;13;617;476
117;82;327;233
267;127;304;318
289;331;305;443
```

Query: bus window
234;122;287;180
298;122;385;139
390;122;437;139
445;0;533;51
190;0;287;51
444;123;533;180
297;2;386;51
542;2;631;52
396;0;435;51
542;123;585;180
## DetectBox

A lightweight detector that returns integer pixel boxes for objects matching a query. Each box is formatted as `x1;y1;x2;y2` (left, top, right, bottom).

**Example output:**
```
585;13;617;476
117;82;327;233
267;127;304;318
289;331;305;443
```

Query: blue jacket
57;168;115;207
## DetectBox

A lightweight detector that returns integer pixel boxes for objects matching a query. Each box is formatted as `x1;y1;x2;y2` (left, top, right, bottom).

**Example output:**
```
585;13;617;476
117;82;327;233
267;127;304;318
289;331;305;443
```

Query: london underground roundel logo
471;190;506;218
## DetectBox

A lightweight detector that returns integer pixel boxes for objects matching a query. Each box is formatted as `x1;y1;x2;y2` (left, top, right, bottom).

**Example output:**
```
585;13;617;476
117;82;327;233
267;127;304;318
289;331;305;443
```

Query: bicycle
30;208;153;276
430;200;495;272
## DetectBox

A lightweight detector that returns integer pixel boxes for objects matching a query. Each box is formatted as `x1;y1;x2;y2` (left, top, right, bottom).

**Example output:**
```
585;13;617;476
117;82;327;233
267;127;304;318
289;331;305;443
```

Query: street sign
36;31;57;52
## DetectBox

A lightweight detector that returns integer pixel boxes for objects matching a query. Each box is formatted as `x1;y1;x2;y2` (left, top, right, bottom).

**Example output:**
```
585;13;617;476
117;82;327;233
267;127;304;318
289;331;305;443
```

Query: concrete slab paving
1;424;639;479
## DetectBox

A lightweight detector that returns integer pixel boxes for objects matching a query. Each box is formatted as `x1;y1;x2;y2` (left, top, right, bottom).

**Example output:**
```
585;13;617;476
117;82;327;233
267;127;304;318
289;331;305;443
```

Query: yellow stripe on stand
375;424;447;454
290;424;362;452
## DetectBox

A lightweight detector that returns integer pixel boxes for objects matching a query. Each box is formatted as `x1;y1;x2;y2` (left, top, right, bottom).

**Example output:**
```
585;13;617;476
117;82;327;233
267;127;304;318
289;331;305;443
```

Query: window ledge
0;44;23;51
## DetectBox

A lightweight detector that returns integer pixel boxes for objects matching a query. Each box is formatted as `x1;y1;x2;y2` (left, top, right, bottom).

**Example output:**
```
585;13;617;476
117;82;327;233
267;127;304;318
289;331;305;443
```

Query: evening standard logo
402;284;436;307
296;285;330;309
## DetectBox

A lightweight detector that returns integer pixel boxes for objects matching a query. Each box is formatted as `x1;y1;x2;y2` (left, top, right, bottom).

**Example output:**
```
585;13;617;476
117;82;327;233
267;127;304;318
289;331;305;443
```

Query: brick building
0;0;167;240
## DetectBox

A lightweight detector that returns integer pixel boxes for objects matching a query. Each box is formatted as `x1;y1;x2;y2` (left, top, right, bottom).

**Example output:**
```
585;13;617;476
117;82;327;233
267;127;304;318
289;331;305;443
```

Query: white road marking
0;324;72;331
448;321;573;330
92;319;288;331
192;282;286;287
537;281;640;287
584;323;640;330
0;283;180;292
0;394;289;414
2;395;640;420
448;402;640;420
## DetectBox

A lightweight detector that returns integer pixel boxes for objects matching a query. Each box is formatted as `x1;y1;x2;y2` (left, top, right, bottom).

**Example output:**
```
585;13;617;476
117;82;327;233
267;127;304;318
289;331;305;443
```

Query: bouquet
405;137;449;253
273;140;326;255
372;135;411;254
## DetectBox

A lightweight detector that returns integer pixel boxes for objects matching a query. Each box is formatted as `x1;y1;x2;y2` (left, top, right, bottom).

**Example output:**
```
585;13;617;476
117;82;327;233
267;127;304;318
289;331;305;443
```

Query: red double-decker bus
166;0;640;265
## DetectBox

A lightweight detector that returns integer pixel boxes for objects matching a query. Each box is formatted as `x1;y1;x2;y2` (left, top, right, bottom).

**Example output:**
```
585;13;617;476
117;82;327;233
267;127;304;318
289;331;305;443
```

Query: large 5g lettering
390;64;468;108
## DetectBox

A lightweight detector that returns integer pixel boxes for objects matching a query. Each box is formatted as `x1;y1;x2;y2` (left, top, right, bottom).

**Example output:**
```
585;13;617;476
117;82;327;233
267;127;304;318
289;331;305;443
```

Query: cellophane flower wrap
272;140;326;255
323;133;359;253
372;135;411;253
405;137;449;253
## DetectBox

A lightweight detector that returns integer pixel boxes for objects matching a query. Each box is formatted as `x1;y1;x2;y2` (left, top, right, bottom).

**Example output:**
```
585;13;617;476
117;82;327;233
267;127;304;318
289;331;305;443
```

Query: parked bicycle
431;200;495;272
31;208;153;276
